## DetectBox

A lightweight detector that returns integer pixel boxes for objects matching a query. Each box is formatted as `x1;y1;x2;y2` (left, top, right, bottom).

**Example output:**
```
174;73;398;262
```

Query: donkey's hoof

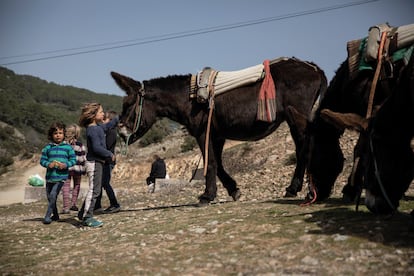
231;189;241;201
196;199;210;207
341;193;355;204
197;195;212;207
284;191;297;198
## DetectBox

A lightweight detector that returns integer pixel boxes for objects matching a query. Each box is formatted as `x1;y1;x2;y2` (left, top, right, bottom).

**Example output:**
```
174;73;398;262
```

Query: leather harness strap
366;31;388;118
203;71;218;176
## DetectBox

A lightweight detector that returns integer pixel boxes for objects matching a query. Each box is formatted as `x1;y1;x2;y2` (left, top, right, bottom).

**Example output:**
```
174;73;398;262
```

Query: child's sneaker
43;217;52;224
82;217;103;228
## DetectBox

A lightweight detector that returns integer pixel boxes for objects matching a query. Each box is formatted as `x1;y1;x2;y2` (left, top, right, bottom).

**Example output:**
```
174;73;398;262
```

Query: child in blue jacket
40;121;76;224
78;103;119;227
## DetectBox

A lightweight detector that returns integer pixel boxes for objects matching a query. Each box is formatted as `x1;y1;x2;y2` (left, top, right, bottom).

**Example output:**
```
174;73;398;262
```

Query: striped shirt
68;140;86;175
40;142;76;183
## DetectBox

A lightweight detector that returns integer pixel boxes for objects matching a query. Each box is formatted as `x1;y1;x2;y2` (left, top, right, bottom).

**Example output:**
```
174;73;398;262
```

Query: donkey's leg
342;156;363;203
197;134;218;205
213;137;240;201
284;106;308;197
342;135;365;203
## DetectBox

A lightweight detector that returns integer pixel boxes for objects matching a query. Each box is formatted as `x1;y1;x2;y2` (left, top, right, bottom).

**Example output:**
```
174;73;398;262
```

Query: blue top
86;116;119;162
40;142;77;183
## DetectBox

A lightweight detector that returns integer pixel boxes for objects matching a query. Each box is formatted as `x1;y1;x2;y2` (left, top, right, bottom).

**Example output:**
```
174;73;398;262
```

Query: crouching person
146;154;166;193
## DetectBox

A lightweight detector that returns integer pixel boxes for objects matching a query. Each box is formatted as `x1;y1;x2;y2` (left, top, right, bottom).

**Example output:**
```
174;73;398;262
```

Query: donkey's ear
111;71;142;96
320;109;368;132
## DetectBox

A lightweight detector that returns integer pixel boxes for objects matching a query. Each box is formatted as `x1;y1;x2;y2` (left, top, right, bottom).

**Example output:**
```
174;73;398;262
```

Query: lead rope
189;155;203;182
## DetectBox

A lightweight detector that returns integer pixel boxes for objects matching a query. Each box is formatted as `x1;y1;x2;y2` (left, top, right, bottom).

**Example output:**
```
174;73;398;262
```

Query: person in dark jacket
95;111;121;214
146;154;166;192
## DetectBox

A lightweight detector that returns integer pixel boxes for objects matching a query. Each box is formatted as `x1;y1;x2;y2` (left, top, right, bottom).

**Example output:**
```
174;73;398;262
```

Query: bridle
121;84;145;154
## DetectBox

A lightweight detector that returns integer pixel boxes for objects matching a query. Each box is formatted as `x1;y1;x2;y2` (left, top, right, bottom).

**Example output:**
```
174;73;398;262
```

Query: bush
139;119;173;147
181;136;197;152
0;125;24;152
0;153;13;167
139;129;165;146
241;142;253;156
0;125;29;171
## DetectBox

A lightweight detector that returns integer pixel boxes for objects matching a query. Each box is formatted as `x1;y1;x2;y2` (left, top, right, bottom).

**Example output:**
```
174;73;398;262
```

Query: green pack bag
28;174;45;187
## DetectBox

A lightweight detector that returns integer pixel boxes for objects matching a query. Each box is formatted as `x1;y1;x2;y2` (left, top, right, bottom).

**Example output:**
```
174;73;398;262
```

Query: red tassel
257;60;276;122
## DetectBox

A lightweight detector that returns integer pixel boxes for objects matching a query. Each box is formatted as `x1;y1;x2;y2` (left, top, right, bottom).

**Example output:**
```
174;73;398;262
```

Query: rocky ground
1;122;413;275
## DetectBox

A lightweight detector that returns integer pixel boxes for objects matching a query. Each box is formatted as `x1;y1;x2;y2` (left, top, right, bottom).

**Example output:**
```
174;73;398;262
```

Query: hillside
0;67;178;173
0;66;122;144
0;66;182;175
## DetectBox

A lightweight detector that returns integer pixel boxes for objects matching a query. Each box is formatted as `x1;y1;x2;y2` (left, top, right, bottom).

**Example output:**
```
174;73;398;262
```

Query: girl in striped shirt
61;124;86;213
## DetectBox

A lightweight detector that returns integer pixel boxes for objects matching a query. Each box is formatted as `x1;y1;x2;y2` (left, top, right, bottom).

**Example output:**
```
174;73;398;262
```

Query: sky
1;0;413;96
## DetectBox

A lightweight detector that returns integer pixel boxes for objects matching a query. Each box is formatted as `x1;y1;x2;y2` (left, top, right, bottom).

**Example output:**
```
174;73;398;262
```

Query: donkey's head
111;71;157;145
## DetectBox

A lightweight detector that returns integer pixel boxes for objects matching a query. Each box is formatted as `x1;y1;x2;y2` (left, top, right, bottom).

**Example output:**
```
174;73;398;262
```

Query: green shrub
181;135;197;152
139;119;173;147
241;142;253;155
0;126;23;155
0;153;13;167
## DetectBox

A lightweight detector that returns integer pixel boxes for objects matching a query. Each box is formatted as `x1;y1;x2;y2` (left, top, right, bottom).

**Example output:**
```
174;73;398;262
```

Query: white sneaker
148;183;155;193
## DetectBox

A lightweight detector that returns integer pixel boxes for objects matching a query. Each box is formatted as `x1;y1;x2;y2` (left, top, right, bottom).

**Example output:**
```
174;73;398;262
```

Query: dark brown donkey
304;28;413;205
112;57;326;205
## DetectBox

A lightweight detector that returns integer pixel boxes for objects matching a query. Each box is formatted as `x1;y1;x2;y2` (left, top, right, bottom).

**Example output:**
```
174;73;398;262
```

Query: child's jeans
45;181;64;219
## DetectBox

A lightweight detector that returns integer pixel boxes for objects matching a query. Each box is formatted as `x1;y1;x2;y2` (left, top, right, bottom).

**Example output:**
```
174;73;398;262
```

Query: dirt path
0;162;45;206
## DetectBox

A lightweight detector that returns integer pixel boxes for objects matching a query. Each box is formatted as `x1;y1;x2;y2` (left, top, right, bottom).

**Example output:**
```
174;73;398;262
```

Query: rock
153;178;191;193
23;186;88;203
301;255;319;265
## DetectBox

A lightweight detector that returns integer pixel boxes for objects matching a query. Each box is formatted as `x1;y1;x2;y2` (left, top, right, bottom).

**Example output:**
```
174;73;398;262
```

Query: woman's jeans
96;163;119;208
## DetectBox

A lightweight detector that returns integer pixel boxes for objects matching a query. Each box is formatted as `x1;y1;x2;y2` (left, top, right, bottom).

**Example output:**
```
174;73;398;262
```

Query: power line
1;0;378;66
